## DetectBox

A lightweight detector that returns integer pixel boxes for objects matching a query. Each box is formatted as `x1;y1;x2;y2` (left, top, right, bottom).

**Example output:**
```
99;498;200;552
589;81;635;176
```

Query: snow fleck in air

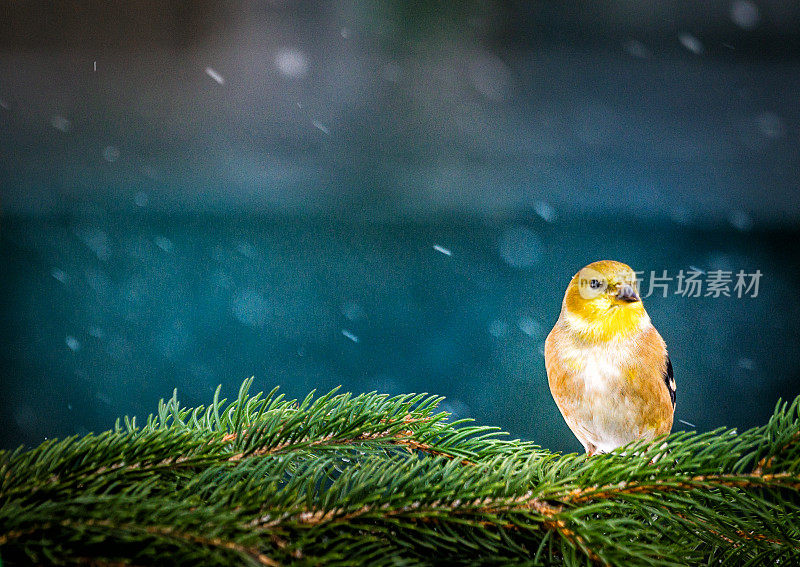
517;315;542;338
89;327;105;339
140;165;157;179
79;229;110;261
534;201;556;222
433;244;452;256
211;270;233;290
102;145;120;162
189;361;214;383
13;405;37;430
154;236;174;252
468;53;512;102
85;267;110;295
65;336;81;351
237;242;257;258
105;335;132;361
440;398;471;419
738;357;755;370
678;33;704;55
623;39;650;59
275;48;308;78
134;192;149;207
678;419;696;428
232;289;270;328
312;120;330;135
205;67;225;85
756;111;784;139
341;27;351;39
707;253;735;272
51;268;68;283
341;301;365;321
51;115;71;132
157;319;189;359
728;210;753;232
488;319;508;338
381;63;401;83
95;392;112;406
730;0;760;30
341;329;359;343
670;205;693;226
498;225;543;268
0;99;8;109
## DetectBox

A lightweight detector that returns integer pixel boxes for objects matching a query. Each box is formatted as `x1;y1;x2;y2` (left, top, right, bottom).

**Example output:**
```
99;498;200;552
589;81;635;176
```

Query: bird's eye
589;279;602;289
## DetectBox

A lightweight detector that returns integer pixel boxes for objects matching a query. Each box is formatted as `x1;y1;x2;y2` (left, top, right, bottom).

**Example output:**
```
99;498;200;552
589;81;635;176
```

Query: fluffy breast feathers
545;317;674;453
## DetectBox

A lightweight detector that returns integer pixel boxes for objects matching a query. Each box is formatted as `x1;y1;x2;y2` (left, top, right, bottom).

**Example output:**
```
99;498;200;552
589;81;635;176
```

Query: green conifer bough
1;378;799;565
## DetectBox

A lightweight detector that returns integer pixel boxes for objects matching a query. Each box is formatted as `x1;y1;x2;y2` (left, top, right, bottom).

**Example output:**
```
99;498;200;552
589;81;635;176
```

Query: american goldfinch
544;260;675;455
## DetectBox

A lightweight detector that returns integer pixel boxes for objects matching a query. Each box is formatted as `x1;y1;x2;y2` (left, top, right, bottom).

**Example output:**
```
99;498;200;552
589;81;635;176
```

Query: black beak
616;284;640;302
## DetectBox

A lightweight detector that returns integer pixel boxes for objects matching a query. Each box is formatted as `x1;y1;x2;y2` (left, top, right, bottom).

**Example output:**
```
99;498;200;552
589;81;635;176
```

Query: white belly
561;342;651;453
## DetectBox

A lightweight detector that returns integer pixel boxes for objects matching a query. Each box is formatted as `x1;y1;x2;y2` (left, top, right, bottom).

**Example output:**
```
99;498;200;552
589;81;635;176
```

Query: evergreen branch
2;381;799;565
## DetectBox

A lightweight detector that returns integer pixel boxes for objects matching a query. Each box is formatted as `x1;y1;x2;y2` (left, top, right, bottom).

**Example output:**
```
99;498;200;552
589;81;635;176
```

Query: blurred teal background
1;1;799;451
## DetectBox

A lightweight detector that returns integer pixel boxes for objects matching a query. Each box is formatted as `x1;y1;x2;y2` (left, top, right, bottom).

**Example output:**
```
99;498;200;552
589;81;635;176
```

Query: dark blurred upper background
1;1;799;451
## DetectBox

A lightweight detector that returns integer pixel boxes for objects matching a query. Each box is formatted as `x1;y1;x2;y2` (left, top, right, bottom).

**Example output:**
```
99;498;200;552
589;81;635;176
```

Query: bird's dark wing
663;355;676;407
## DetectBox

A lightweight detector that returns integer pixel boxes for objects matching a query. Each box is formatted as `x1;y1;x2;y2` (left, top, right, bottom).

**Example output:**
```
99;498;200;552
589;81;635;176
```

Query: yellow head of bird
561;260;648;340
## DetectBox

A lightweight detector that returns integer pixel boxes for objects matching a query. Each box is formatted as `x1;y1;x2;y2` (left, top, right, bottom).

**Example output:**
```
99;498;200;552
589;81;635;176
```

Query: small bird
544;260;675;455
